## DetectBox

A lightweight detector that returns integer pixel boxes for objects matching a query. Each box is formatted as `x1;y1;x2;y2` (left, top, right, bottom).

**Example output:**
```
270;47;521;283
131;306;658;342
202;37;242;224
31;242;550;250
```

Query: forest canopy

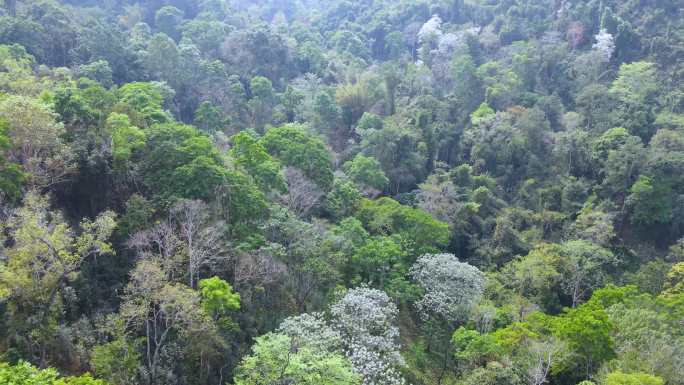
0;0;682;385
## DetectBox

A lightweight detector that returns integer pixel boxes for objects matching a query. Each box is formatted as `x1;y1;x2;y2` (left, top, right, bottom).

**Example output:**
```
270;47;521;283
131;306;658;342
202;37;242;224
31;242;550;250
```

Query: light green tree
0;361;108;385
342;154;389;192
230;131;286;192
605;371;664;385
233;333;361;385
0;191;116;365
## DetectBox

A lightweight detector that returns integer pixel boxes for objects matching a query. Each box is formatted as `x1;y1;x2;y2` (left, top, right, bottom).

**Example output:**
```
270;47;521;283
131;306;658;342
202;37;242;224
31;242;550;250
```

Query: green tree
336;81;373;129
116;82;172;127
476;61;521;109
112;260;220;385
234;333;360;385
230;131;286;192
105;113;145;169
0;361;108;385
349;235;406;292
557;240;617;307
154;6;184;41
627;175;671;226
610;62;659;139
140;123;223;201
142;33;181;87
356;197;449;255
342;154;389;192
611;62;658;107
76;59;113;88
91;339;140;385
249;76;275;131
260;124;333;189
324;178;362;220
605;371;664;385
0;118;25;202
358;116;428;194
451;327;502;369
193;101;227;133
662;262;684;295
0;192;116;365
199;276;241;317
457;361;521;385
499;243;562;312
0;95;65;187
551;303;615;377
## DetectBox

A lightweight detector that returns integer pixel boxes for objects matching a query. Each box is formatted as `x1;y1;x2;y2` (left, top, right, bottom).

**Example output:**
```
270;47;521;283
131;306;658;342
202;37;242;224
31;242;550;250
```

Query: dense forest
0;0;682;384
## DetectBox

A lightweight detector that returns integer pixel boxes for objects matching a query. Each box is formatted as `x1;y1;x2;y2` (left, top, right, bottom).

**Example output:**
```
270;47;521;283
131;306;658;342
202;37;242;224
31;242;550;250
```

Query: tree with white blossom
417;15;443;65
331;287;406;385
410;253;485;323
592;29;614;63
277;312;343;353
409;253;485;382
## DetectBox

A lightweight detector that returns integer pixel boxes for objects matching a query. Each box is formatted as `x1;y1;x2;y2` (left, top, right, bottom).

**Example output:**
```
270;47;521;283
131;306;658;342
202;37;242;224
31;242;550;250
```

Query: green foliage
230;131;286;192
611;62;658;106
248;76;274;130
154;6;183;40
0;1;682;384
199;276;241;316
105;113;145;168
0;361;108;385
193;101;227;133
605;371;664;385
357;115;428;193
91;339;140;385
336;80;373;128
627;175;671;225
470;103;495;125
476;62;522;109
116;82;171;126
324;178;362;220
349;235;406;291
140;123;223;201
456;361;522;385
550;303;615;374
260;124;333;189
233;333;361;385
451;327;502;367
0;118;25;202
1;192;116;361
342;154;389;191
356;197;450;255
76;60;113;88
662;262;684;295
499;243;563;311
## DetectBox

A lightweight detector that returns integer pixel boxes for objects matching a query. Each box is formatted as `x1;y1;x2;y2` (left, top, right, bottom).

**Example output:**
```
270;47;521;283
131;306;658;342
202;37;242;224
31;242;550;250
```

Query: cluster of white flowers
592;29;615;63
417;15;478;87
277;312;342;353
347;344;405;385
331;287;406;385
275;288;407;384
437;32;462;55
417;15;443;45
409;253;485;322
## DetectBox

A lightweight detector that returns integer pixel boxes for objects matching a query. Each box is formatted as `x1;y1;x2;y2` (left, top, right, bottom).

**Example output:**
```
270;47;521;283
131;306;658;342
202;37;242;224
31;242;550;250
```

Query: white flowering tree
277;312;343;353
592;29;615;63
410;253;485;382
417;15;443;65
331;287;406;385
410;253;485;323
417;15;443;46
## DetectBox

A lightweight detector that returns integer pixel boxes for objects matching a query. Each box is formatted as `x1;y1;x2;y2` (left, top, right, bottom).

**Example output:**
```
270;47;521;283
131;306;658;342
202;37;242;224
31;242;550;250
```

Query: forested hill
0;0;683;384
